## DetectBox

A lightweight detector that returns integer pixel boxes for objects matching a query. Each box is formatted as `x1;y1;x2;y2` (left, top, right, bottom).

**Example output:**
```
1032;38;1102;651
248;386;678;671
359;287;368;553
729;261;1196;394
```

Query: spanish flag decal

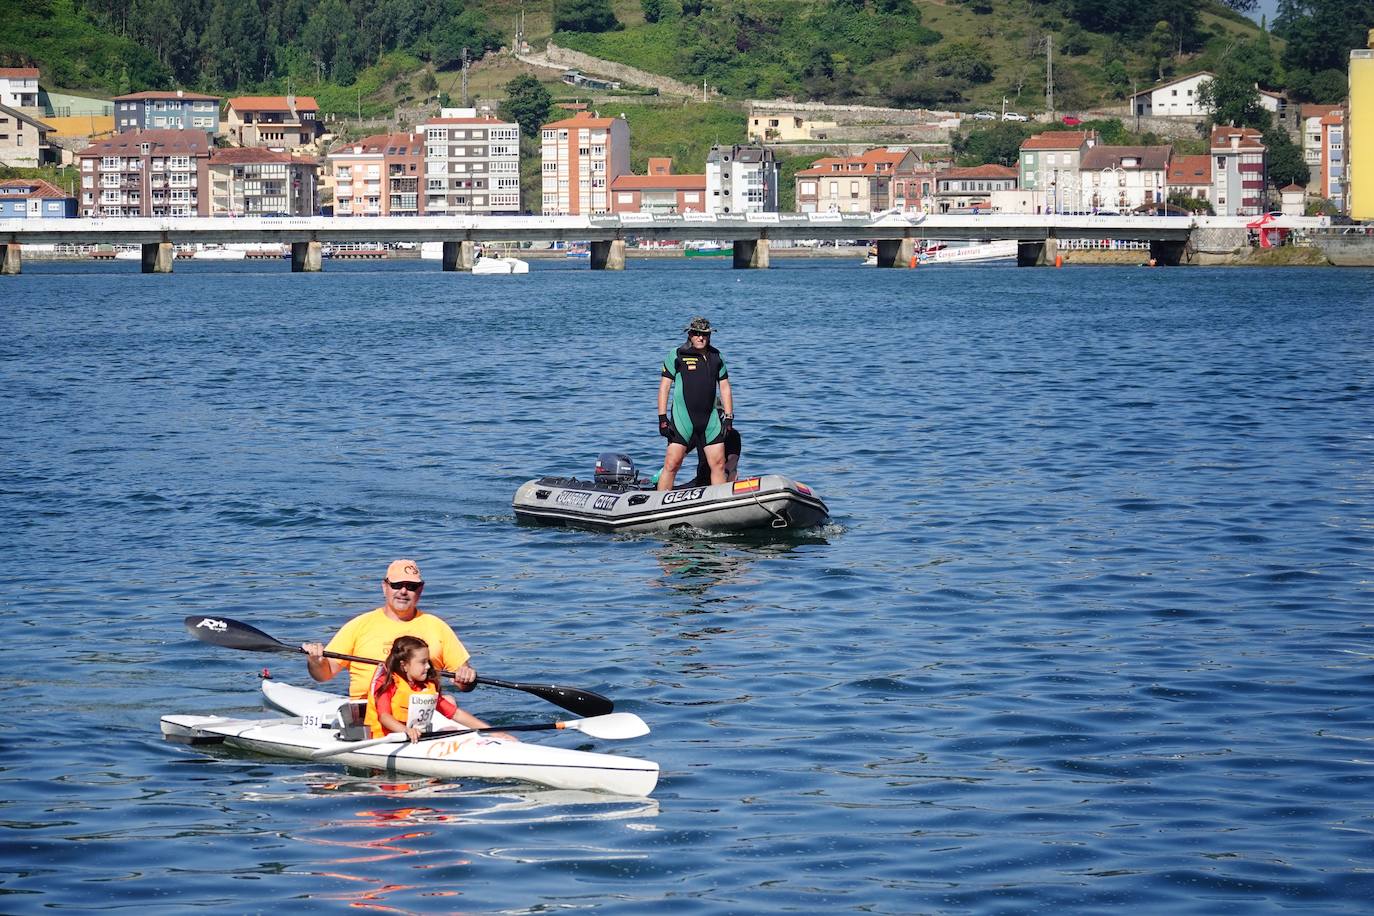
733;477;761;493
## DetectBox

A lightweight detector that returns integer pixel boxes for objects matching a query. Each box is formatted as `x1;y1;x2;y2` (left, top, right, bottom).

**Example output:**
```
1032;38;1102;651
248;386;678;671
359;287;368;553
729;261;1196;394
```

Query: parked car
1002;111;1028;122
1061;115;1082;126
972;110;997;121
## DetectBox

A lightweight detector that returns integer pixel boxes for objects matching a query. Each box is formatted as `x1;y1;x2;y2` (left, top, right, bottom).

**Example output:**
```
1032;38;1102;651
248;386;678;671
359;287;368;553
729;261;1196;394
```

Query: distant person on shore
302;560;486;718
657;317;734;491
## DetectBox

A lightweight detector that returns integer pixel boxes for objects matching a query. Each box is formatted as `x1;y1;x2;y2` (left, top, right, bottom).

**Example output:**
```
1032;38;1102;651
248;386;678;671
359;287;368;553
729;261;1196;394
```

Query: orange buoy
1054;254;1063;268
909;254;918;268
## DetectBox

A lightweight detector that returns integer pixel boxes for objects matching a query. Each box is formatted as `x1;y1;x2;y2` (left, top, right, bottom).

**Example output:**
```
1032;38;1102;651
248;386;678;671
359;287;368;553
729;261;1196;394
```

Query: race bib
406;693;437;731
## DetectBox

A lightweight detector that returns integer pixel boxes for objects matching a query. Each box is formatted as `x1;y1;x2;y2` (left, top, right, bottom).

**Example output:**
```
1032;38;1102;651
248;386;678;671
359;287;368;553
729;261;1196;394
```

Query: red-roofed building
540;111;630;215
1167;154;1213;204
1210;126;1267;216
0;178;77;218
419;108;521;215
327;132;424;216
224;96;322;149
208;147;318;216
76;129;211;216
0;67;40;109
113;89;221;135
794;147;924;213
932;164;1017;213
610;158;707;214
1318;109;1346;211
1018;130;1097;212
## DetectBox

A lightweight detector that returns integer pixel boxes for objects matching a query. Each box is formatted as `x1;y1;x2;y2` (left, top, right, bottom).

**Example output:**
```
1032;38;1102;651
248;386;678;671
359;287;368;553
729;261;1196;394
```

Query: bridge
0;211;1295;274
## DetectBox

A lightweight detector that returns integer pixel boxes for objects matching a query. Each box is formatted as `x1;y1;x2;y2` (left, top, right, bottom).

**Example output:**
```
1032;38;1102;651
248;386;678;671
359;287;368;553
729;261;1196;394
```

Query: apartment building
705;144;778;214
224;96;322;149
0;67;40;109
539;111;630;215
1318;109;1346;211
1210;126;1267;216
76;129;210;217
610;157;706;214
1302;104;1343;173
0;103;54;168
1078;145;1172;212
114;90;220;135
1018;130;1098;212
1352;47;1374;220
794;147;923;214
208;147;318;217
419;109;521;215
328;132;424;217
0;178;77;218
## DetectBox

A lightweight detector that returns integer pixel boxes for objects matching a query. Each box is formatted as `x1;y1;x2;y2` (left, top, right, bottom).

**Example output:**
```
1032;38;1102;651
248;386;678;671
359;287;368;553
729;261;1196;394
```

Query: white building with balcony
76;129;210;217
705;144;778;214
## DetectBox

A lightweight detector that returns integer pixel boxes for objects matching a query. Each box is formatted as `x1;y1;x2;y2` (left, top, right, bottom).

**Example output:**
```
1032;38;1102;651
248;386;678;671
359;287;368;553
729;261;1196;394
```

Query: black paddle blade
183;615;300;655
475;676;614;717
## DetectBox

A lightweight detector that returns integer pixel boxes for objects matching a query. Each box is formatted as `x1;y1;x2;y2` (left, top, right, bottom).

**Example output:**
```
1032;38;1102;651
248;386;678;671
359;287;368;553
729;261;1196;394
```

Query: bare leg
703;442;727;485
658;443;688;491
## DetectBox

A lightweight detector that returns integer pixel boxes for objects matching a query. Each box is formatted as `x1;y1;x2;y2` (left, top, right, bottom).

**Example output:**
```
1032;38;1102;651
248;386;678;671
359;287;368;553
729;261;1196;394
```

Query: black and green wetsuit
662;342;728;448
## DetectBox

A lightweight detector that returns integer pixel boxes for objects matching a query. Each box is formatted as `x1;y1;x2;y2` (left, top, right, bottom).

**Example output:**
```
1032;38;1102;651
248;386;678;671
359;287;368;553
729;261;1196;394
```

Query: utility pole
1045;33;1054;119
461;48;469;107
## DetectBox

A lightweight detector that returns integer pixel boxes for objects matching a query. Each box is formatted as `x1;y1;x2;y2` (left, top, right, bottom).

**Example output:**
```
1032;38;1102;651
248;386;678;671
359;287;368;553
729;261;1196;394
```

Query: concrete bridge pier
1;243;20;276
441;240;475;271
874;238;915;268
590;239;625;270
291;241;323;272
141;241;174;273
1016;235;1059;267
1150;239;1187;266
733;238;770;269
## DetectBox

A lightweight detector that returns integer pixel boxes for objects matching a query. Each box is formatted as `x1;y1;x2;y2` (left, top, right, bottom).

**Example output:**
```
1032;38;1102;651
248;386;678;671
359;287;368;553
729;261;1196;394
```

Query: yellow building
1352;37;1374;220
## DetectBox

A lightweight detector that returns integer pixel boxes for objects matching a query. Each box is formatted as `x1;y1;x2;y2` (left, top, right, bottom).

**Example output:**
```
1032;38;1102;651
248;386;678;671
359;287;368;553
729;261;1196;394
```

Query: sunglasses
387;580;422;592
689;330;711;337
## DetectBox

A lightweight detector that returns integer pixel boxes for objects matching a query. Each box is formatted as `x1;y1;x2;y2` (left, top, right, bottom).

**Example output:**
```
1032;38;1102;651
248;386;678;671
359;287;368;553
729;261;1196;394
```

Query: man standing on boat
657;317;734;491
301;559;481;701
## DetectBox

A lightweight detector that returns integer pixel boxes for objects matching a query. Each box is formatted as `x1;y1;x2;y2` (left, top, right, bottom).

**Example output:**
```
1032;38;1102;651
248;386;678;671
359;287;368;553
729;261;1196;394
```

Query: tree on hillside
952;122;1034;167
501;75;552;138
1196;68;1268;130
1274;0;1374;76
553;0;623;33
1263;126;1310;189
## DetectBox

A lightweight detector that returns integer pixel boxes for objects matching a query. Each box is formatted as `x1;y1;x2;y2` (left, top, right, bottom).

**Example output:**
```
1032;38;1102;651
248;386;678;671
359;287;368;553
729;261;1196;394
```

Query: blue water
3;258;1373;913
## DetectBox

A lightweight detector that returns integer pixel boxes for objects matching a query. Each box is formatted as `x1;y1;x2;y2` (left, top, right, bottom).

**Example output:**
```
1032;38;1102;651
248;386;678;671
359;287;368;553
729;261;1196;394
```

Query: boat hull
160;681;659;796
513;474;829;533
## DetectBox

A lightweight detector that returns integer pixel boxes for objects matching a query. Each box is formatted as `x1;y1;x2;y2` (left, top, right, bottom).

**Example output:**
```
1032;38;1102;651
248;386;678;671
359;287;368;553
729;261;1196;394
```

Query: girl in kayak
366;635;497;742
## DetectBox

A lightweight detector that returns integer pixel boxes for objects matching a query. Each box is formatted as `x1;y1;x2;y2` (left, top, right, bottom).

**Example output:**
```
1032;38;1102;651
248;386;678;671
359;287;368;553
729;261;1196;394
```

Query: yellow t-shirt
325;607;470;699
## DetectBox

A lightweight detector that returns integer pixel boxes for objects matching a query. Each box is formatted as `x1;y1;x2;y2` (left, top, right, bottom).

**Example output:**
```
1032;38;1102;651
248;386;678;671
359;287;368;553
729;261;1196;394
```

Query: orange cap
385;559;423;583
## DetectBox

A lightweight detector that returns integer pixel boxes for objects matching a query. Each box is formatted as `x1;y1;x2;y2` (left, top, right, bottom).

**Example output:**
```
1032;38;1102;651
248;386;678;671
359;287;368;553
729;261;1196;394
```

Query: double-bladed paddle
309;712;650;759
183;615;614;717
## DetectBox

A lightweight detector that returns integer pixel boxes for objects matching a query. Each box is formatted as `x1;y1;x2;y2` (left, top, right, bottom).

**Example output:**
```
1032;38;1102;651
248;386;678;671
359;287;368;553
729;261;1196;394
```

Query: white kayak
160;680;660;797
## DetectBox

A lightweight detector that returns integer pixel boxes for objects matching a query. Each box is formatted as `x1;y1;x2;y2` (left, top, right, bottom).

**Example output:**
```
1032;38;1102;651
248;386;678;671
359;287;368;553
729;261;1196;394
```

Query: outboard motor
595;452;637;485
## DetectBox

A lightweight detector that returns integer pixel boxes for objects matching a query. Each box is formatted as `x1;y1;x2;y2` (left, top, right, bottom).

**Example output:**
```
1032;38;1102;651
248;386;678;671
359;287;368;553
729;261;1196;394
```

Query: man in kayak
657;316;734;491
302;559;481;701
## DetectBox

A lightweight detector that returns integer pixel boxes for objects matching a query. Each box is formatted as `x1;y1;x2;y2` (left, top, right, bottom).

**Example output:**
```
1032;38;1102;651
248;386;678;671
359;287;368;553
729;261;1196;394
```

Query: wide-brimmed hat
684;317;717;335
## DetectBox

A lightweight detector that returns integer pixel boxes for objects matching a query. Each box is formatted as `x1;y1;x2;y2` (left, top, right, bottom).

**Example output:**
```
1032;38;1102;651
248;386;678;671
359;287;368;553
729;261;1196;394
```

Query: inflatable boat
513;452;829;534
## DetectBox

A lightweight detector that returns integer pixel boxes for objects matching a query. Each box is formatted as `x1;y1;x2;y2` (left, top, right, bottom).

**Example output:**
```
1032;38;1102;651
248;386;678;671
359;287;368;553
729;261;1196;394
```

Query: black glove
722;414;734;435
658;414;671;438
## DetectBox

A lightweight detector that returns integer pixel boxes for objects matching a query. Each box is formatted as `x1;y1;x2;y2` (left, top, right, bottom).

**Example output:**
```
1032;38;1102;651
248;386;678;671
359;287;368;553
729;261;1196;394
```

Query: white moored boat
513;452;829;534
161;680;659;797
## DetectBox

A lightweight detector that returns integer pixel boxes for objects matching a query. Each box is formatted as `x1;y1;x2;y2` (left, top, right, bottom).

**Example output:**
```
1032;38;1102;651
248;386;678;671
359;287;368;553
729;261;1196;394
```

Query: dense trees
1273;0;1374;102
36;0;501;92
501;75;552;138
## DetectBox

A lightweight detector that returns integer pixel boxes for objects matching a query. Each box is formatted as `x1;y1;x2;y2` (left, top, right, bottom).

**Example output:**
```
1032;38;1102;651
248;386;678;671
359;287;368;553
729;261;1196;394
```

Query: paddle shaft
311;713;648;759
183;615;614;717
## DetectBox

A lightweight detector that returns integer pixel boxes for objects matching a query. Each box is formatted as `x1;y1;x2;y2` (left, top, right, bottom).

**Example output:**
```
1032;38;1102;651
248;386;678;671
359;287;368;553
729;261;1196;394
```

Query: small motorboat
472;253;530;274
161;679;659;796
513;452;829;534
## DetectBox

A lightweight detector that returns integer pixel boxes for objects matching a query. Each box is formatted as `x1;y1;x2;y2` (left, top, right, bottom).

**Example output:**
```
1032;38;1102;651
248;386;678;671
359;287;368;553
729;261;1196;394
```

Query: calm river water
3;257;1373;913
